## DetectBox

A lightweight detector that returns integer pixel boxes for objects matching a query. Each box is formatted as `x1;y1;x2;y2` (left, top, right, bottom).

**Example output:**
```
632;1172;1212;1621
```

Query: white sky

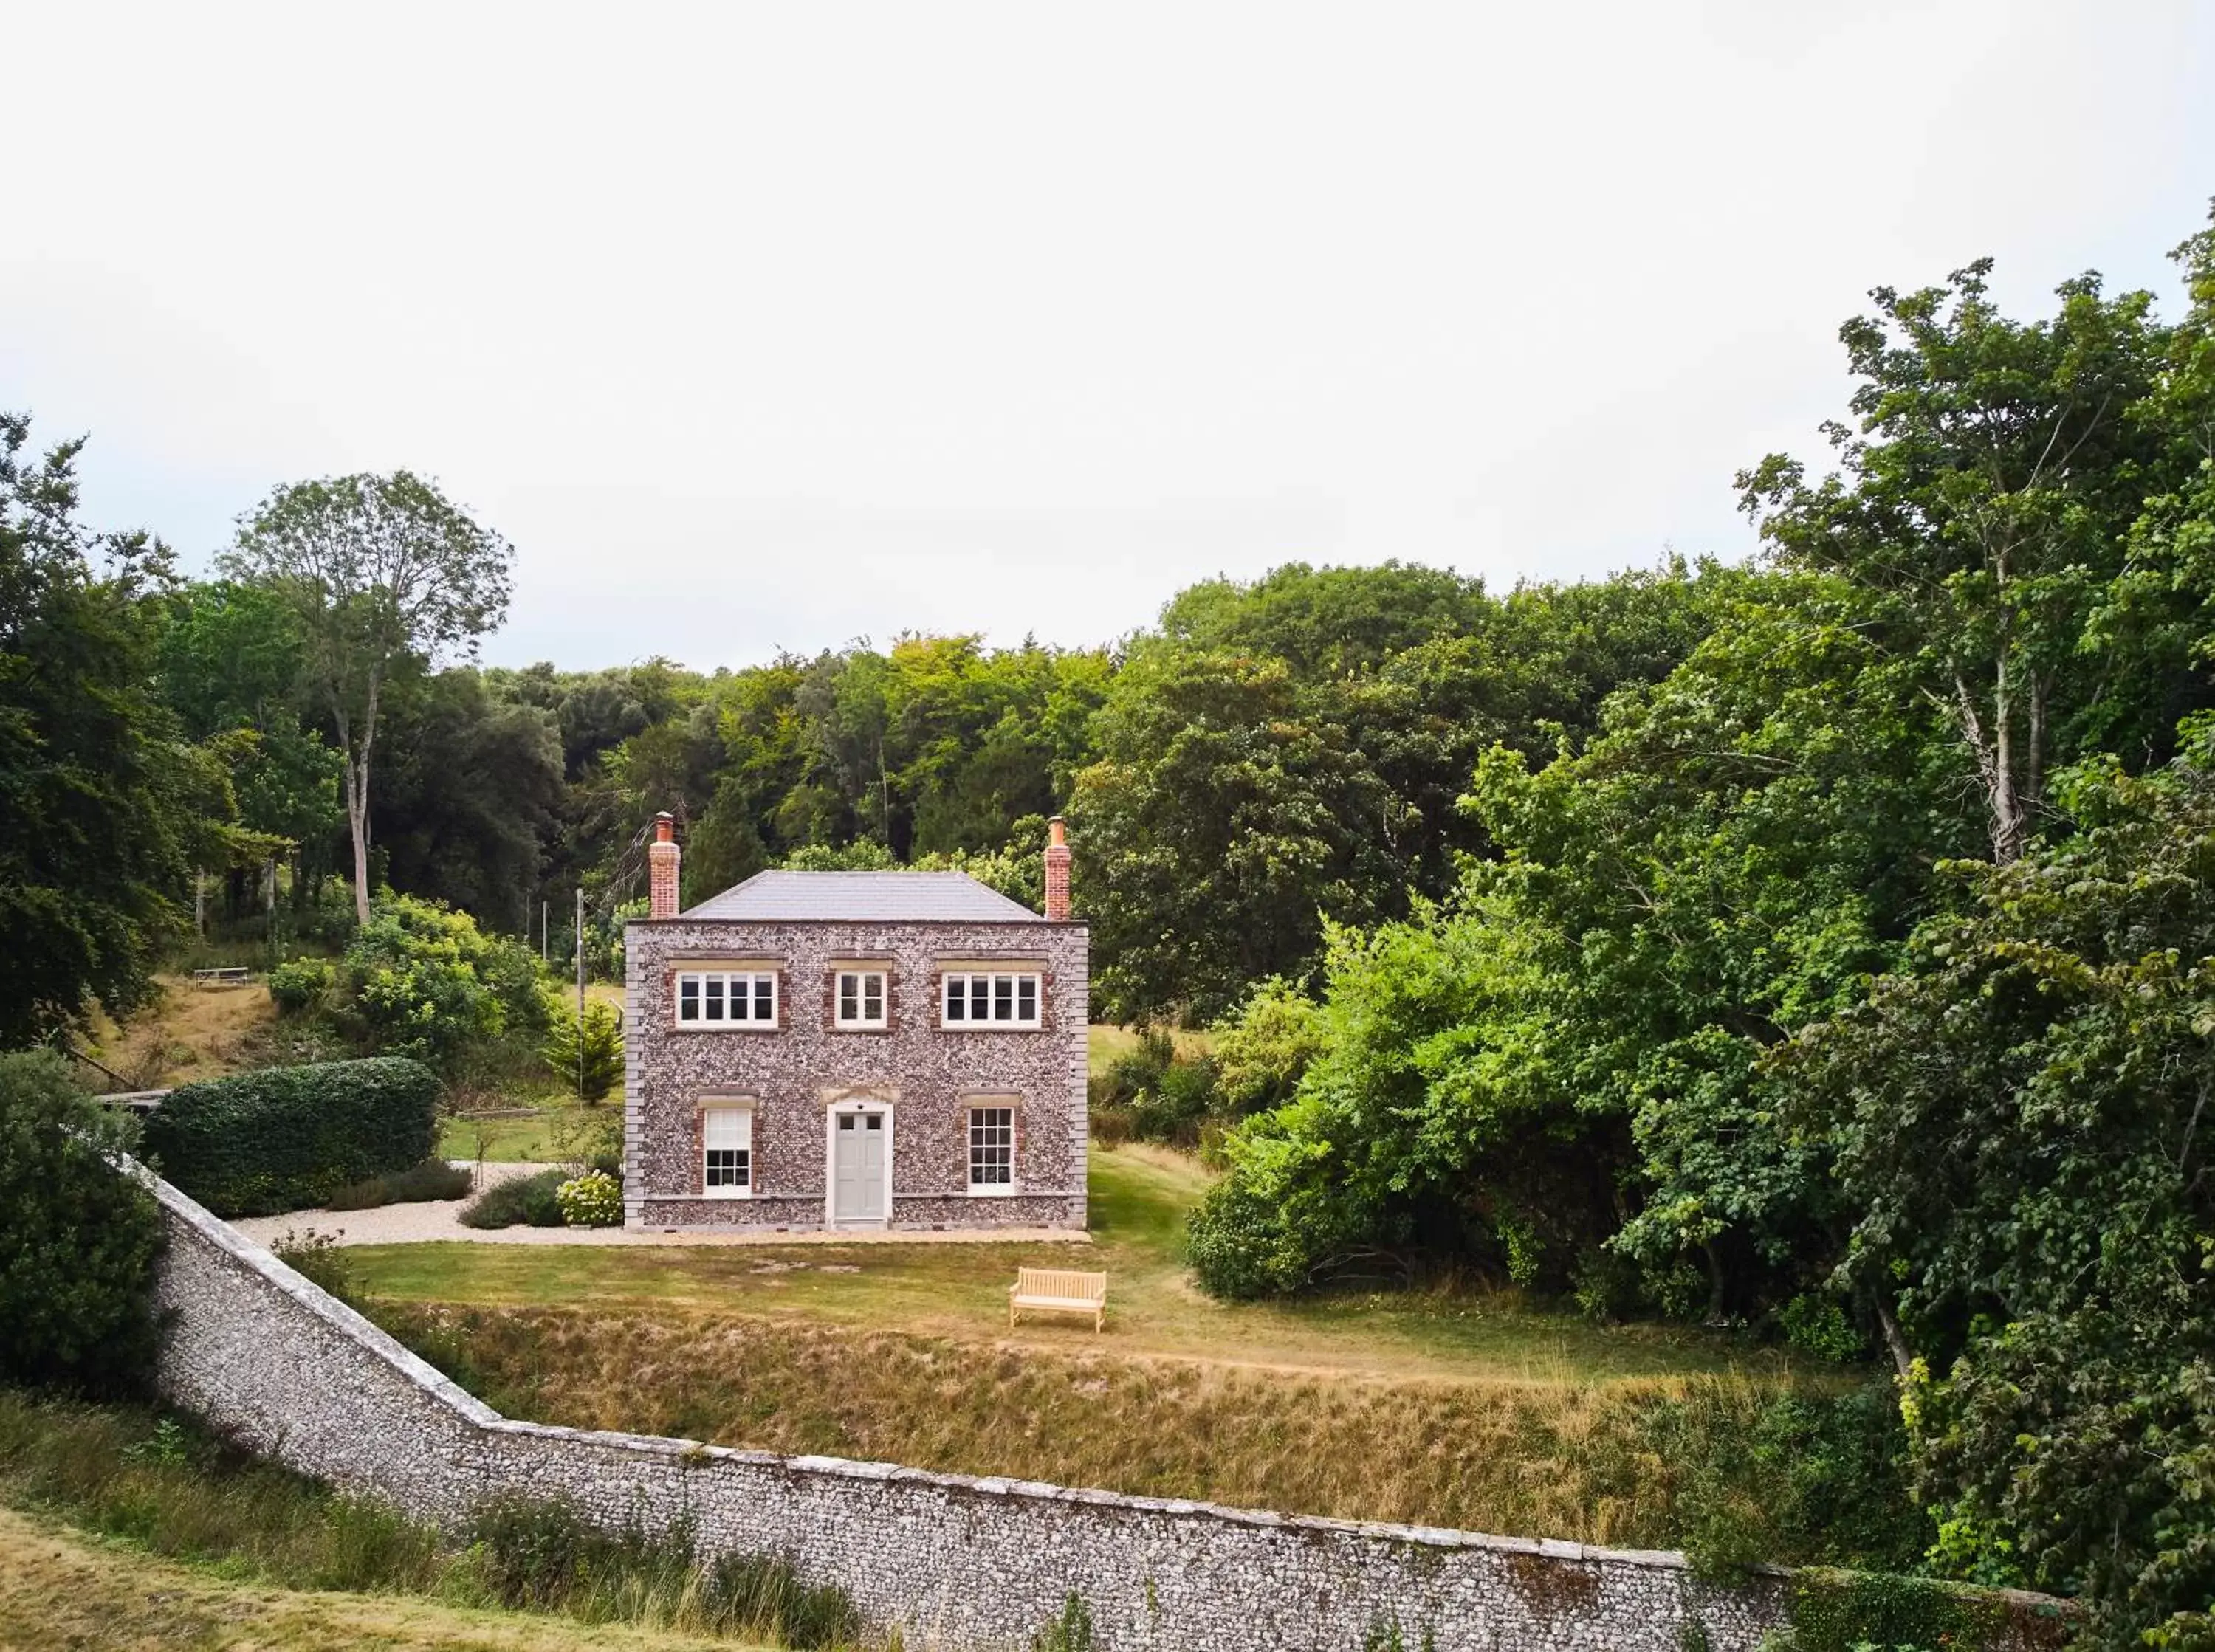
7;1;2211;671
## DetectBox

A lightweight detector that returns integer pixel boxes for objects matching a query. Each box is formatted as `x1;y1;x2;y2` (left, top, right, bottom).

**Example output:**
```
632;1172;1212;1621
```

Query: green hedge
142;1057;439;1217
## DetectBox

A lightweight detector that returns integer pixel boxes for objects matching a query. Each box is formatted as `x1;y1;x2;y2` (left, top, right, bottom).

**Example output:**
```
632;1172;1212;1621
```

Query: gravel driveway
227;1163;1090;1249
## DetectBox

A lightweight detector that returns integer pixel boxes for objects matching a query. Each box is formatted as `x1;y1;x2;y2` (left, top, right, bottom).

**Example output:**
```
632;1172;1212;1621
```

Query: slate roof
679;870;1048;923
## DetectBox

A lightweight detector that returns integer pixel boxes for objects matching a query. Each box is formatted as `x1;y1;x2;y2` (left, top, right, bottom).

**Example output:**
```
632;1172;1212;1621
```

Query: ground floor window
968;1106;1014;1191
704;1108;752;1195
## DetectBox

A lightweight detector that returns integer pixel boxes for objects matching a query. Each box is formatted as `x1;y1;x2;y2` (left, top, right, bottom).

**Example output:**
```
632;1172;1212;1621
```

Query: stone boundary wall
143;1166;2065;1652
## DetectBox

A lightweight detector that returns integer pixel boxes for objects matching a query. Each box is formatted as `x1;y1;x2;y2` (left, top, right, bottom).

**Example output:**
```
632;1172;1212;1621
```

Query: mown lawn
348;1143;1793;1386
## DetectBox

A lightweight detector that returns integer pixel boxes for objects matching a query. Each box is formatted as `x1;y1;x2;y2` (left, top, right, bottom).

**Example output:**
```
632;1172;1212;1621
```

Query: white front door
831;1112;887;1224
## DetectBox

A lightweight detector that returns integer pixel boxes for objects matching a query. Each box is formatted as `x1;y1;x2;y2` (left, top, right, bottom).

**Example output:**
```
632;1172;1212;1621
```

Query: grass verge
0;1388;866;1650
0;1503;778;1652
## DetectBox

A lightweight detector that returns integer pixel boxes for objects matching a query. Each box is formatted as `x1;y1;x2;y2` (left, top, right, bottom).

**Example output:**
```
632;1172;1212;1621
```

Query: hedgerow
142;1056;438;1217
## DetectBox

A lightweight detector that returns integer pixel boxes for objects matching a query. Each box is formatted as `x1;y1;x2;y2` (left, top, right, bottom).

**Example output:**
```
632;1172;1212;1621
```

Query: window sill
671;1023;783;1033
966;1183;1020;1198
701;1188;753;1200
935;1023;1045;1033
831;1022;891;1033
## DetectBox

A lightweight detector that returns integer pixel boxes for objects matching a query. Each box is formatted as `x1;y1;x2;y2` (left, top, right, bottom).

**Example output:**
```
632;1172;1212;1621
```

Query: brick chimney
1043;815;1071;921
648;812;681;920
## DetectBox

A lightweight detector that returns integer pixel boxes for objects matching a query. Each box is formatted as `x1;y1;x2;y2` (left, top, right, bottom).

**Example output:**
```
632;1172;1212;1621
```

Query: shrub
325;1157;473;1211
1133;1054;1219;1144
142;1056;438;1217
266;958;330;1016
1094;1027;1220;1146
270;1228;358;1306
556;1170;622;1227
459;1167;568;1228
1639;1380;1930;1580
335;895;546;1072
1210;979;1327;1116
541;997;623;1101
0;1051;163;1391
552;1107;622;1177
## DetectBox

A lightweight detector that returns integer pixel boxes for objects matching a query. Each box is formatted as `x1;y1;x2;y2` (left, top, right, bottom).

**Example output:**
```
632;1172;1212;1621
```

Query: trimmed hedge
142;1057;439;1217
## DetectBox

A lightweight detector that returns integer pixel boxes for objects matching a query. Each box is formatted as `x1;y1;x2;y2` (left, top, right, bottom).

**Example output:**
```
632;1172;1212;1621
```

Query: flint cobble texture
621;917;1089;1232
145;1168;2070;1652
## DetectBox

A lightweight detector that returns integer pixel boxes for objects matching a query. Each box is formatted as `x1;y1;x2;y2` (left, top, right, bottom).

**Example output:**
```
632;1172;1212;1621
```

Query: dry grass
375;1301;1763;1548
83;973;277;1090
0;1503;773;1652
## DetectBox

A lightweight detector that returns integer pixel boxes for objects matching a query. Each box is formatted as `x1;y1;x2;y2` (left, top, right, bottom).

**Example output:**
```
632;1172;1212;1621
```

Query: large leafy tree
223;473;514;923
1789;748;2215;1645
1739;258;2189;863
0;413;232;1044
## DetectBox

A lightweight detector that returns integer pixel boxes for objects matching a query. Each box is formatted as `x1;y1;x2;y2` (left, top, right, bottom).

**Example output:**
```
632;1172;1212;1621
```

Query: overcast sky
7;2;2211;672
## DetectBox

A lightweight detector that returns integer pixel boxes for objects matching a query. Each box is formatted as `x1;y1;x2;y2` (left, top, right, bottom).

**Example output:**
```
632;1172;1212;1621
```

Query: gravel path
228;1164;1091;1249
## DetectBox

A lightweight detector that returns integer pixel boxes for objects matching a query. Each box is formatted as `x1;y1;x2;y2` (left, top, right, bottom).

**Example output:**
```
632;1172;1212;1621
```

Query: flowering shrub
556;1169;622;1228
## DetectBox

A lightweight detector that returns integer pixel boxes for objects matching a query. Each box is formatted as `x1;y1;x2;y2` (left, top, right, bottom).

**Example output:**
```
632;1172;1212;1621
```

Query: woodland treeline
10;206;2215;1643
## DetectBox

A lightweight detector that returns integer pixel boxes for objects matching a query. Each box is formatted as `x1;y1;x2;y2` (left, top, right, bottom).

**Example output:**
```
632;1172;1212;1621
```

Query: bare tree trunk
1990;652;2022;864
343;755;372;925
1874;1298;1914;1383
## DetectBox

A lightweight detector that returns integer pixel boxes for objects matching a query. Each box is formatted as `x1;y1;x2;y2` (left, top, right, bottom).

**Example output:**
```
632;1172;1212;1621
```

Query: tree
157;579;345;918
1738;259;2185;863
223;474;514;923
1788;746;2215;1643
0;413;233;1044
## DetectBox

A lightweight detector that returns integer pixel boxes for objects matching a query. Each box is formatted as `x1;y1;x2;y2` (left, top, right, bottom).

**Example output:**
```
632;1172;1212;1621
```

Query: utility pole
541;898;549;965
574;887;587;1102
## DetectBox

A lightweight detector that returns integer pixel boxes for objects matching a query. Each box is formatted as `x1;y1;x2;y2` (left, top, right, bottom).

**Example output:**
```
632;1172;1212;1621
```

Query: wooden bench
1009;1267;1108;1332
190;967;251;988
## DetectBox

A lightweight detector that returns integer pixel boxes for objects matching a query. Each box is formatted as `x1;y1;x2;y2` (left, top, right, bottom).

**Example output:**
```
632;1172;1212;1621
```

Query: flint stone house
620;816;1087;1232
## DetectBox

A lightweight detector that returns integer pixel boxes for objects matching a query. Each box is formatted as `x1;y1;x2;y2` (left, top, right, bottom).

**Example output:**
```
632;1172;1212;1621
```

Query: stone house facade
621;817;1088;1231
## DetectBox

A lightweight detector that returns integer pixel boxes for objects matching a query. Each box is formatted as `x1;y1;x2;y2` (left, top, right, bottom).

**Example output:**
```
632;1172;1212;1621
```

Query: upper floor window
835;970;887;1029
676;970;777;1028
942;971;1040;1028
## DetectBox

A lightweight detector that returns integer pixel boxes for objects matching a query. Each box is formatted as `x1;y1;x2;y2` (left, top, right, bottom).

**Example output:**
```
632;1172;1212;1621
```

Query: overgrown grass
0;1388;868;1648
365;1301;1914;1564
